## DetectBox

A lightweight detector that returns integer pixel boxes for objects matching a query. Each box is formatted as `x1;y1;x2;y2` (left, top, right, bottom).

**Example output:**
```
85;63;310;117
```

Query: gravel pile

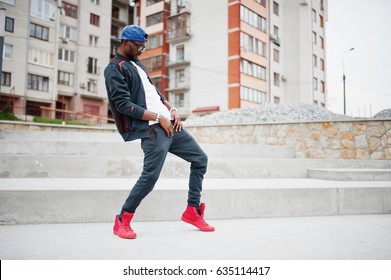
373;109;391;119
184;103;354;125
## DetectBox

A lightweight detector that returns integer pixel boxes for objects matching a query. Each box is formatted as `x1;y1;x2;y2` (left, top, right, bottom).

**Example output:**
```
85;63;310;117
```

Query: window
254;0;266;8
240;6;266;32
176;45;185;62
175;69;185;86
90;13;100;26
312;9;316;23
30;0;56;21
240;59;266;80
28;49;54;66
273;49;279;62
60;25;77;41
312;32;317;45
91;0;100;4
274;96;280;104
174;93;185;107
320;36;324;49
313;100;318;106
240;32;266;56
89;35;98;47
112;7;119;19
142;55;162;72
146;12;163;26
273;25;279;37
0;0;15;5
313;54;317;68
320;58;325;71
87;80;97;93
1;72;11;87
58;48;75;63
320;15;324;28
30;22;49;41
111;25;119;37
240;86;267;104
5;17;14;32
274;72;280;86
27;74;49;91
87;57;98;74
313;77;318;91
273;2;279;16
147;0;163;6
321;81;325;93
3;44;12;59
146;33;163;49
63;2;78;18
58;71;74;86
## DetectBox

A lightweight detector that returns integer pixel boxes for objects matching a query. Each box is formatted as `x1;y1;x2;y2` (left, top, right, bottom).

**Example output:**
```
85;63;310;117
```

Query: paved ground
1;214;391;260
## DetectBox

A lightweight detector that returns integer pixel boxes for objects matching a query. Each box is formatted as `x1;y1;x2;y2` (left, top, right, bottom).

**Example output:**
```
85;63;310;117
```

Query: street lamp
342;47;355;115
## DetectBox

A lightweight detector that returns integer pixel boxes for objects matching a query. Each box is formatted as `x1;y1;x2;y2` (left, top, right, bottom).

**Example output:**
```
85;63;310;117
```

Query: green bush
0;102;19;120
33;116;89;126
0;110;19;121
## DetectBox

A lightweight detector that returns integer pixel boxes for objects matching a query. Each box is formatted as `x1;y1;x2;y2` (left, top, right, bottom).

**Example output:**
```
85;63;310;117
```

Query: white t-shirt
131;61;171;125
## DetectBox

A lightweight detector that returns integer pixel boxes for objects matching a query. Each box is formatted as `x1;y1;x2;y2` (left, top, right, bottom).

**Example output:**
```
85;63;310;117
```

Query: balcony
165;85;190;93
167;26;191;43
171;0;191;15
167;3;191;43
166;59;190;68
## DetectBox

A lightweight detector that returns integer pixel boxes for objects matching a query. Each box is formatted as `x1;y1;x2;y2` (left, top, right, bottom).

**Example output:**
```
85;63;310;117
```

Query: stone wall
2;119;391;160
185;119;391;160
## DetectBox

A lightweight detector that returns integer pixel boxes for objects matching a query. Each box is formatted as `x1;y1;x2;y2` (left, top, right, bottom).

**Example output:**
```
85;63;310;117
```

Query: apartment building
274;0;328;107
137;0;327;118
0;0;111;123
1;0;327;122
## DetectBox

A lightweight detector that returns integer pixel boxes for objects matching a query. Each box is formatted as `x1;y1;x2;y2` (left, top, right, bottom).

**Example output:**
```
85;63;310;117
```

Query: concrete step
307;168;391;181
1;156;391;178
0;139;143;156
0;139;296;158
1;178;390;225
0;130;121;142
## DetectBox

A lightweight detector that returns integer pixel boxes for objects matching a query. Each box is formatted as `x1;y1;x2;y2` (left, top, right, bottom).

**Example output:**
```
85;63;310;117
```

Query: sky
326;0;391;117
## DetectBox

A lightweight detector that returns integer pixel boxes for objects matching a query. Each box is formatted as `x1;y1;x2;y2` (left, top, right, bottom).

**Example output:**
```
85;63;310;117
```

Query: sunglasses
129;41;146;52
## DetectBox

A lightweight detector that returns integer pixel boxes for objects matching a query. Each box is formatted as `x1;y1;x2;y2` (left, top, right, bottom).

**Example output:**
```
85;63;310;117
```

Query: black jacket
104;53;166;141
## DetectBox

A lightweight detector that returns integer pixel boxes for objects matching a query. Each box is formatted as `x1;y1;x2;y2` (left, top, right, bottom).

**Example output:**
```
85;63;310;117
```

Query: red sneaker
181;203;215;232
113;212;137;239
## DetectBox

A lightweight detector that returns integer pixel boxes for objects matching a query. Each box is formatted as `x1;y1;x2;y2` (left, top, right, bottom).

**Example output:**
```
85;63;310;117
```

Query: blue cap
115;25;148;42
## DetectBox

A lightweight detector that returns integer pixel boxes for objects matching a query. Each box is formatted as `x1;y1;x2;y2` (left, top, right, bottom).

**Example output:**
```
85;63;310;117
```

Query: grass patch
0;102;19;121
33;116;90;126
0;110;19;121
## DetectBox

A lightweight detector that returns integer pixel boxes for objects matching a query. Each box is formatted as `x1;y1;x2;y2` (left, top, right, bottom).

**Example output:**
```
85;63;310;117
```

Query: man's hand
170;109;183;132
159;115;174;137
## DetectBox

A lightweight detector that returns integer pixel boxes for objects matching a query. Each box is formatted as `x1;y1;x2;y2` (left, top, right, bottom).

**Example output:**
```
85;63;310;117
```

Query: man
104;25;215;239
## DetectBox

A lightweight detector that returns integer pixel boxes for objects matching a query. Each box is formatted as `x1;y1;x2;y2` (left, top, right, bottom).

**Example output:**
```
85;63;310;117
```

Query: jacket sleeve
104;65;145;120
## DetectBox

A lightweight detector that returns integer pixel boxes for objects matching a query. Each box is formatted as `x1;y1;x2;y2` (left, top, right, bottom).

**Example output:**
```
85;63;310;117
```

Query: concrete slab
308;168;391;181
2;156;391;178
0;139;296;158
0;215;390;260
1;178;390;224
